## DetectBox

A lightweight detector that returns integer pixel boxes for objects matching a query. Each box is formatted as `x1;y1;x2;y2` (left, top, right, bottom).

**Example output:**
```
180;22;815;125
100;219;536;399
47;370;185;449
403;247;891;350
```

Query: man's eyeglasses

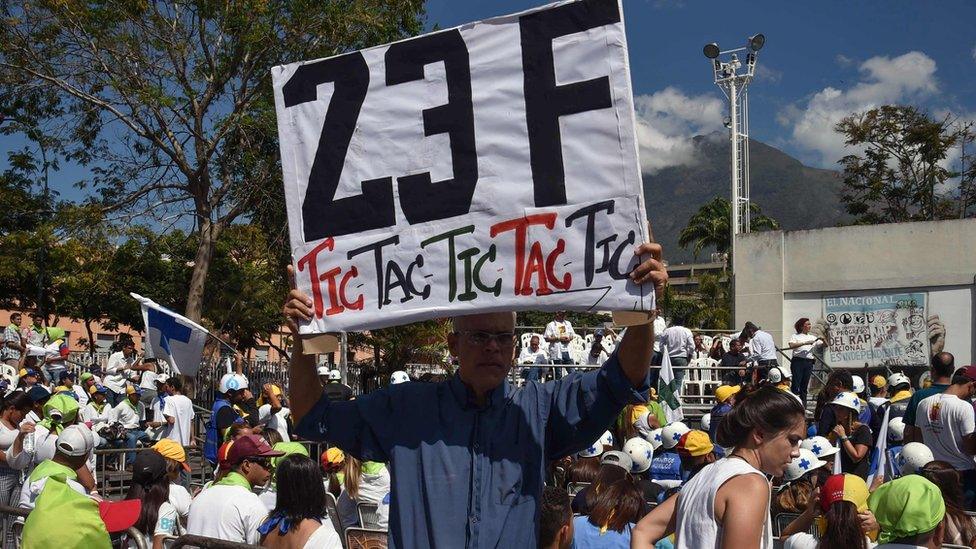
455;331;516;347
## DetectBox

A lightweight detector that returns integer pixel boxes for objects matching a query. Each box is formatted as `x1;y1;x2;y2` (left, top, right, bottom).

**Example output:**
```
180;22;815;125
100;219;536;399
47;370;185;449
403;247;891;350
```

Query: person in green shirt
904;352;954;443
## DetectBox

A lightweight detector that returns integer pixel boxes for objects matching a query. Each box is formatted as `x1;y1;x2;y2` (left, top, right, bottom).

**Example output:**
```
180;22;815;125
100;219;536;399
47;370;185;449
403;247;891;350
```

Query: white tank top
674;457;773;549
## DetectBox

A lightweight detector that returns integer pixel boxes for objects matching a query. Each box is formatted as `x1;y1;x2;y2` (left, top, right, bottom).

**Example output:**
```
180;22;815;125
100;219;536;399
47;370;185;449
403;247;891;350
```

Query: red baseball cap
225;434;285;465
955;366;976;382
99;499;142;533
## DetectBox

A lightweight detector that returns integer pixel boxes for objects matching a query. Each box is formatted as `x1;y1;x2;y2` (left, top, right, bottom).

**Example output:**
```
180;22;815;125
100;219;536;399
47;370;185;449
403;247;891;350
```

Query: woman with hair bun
631;385;806;548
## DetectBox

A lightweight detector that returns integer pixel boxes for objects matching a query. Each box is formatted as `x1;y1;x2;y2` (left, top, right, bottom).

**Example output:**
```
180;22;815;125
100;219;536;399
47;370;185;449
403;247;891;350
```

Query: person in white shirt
17;424;93;512
113;385;148;466
257;383;290;443
786;317;825;406
517;335;549;382
187;434;284;544
741;321;778;383
158;377;195;447
133;357;160;410
104;341;140;406
651;308;666;360
544;312;576;379
659;322;695;390
916;366;976;506
585;330;611;366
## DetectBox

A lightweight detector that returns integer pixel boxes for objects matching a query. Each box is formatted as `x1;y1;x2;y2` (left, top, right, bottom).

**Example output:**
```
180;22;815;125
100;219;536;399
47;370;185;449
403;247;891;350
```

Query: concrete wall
735;218;976;367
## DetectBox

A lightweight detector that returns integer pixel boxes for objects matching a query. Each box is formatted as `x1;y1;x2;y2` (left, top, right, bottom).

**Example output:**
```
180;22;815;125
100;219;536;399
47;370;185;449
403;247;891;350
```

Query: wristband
840;435;849;441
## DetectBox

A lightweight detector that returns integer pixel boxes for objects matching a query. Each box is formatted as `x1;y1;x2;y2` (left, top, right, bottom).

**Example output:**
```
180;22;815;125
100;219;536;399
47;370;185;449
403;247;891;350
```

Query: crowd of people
0;236;972;549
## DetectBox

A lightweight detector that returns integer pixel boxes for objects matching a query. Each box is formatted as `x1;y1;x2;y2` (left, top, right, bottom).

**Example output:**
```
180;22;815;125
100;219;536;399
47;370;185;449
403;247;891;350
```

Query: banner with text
823;292;930;368
273;0;651;333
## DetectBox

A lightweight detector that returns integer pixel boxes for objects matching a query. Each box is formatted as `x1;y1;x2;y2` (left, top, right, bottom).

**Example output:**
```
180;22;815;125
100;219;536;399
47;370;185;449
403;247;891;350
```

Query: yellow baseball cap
715;384;742;403
152;439;190;472
125;385;141;396
321;447;345;469
871;375;887;389
677;430;714;457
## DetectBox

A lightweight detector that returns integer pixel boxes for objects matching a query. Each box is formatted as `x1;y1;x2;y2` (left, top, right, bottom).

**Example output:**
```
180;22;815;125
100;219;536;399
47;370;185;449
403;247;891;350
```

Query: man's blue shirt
297;352;648;548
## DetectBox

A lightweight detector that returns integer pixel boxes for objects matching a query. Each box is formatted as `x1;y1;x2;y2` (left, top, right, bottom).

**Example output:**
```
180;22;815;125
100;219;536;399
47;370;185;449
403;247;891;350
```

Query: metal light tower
703;34;764;267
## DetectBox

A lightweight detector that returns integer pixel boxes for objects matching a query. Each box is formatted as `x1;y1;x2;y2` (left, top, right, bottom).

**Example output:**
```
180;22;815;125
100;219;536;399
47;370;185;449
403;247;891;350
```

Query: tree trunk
184;219;223;322
84;318;96;361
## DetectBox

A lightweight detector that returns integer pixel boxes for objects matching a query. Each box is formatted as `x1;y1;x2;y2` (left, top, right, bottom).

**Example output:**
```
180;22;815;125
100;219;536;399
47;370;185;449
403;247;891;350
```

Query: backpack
204;398;232;465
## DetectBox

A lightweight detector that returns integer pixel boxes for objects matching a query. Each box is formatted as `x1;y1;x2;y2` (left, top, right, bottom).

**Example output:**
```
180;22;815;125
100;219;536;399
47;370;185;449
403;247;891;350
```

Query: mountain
643;133;850;264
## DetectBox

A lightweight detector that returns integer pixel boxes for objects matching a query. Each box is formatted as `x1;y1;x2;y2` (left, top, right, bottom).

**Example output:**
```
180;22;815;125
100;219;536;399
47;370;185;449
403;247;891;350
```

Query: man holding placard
284;242;666;547
275;0;662;544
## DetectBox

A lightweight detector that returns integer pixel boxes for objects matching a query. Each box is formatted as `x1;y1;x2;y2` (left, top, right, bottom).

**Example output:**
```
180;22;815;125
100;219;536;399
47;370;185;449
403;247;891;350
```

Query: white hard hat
390;371;410;385
784;448;826;482
830;391;861;413
800;436;839;459
623;437;654;474
661;421;690;450
646;428;664;451
888;373;911;388
578;440;604;458
897;442;934;476
316;366;330;376
218;373;249;393
851;375;865;394
700;413;711;432
887;417;906;442
327;370;341;381
599;430;615;448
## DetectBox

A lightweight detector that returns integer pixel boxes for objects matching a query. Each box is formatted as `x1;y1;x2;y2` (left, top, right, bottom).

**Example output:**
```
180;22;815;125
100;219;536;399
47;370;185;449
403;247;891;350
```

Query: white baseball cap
851;375;865;394
327;370;341;381
390;371;410;384
56;424;95;457
600;450;634;473
218;373;248;393
599;430;615;448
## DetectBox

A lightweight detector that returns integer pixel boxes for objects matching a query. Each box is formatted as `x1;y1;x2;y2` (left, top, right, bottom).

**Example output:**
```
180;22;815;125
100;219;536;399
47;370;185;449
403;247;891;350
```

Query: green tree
835;105;968;224
0;0;426;321
678;197;780;259
348;319;453;378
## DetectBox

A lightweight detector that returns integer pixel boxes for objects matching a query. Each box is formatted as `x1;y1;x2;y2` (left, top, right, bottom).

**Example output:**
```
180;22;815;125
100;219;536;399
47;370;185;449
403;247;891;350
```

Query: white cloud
780;51;939;167
755;64;782;84
633;87;725;174
835;54;855;68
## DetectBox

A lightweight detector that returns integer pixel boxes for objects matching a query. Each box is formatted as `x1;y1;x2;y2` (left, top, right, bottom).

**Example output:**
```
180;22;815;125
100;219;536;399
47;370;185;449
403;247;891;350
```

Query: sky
427;0;976;172
4;0;975;203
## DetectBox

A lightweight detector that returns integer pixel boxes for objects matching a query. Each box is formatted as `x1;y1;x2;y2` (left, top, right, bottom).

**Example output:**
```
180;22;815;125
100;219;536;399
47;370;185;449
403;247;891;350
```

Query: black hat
27;386;51;403
132;450;168;486
743;321;760;333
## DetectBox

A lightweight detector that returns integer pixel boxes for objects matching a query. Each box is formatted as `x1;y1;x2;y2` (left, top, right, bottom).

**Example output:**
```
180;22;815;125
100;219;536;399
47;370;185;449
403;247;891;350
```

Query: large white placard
272;0;651;333
823;292;930;368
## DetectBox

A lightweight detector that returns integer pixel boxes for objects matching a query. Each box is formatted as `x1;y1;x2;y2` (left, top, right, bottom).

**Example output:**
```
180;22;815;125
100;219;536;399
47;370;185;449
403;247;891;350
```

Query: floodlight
748;34;765;52
703;43;720;59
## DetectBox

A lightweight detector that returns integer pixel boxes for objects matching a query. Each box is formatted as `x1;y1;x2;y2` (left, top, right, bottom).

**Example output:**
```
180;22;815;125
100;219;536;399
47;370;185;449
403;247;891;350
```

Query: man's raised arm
283;265;324;425
616;241;667;388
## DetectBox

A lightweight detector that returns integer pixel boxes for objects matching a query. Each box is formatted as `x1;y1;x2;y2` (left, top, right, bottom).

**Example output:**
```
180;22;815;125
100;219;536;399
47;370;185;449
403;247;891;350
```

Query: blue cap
24;368;39;377
59;371;76;382
27;386;51;402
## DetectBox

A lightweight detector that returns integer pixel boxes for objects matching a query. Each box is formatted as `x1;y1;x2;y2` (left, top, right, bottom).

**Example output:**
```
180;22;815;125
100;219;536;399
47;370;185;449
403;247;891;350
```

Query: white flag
658;346;683;423
833;441;843;474
867;404;891;486
130;293;210;377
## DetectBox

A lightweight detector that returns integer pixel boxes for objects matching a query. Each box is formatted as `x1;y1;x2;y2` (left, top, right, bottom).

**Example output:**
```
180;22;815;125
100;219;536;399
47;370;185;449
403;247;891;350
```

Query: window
254;346;269;363
96;334;116;354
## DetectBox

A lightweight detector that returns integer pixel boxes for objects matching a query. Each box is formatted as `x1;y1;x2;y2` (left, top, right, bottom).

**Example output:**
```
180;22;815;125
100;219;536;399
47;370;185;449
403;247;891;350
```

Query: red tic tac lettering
490;213;571;296
296;238;364;317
